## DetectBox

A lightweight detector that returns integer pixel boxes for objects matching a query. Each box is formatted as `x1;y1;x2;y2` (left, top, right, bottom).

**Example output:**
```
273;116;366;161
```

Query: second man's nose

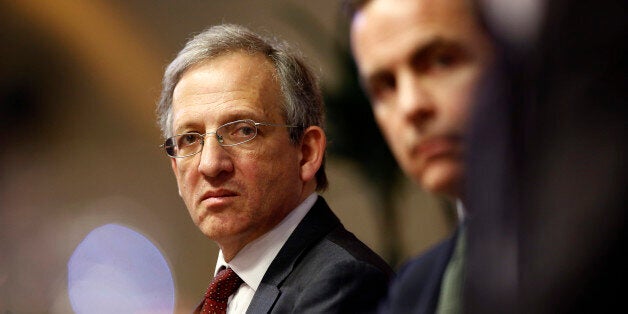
396;72;435;124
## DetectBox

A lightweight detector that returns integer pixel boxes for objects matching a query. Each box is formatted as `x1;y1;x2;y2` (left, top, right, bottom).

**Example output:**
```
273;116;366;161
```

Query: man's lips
199;189;239;207
414;135;463;161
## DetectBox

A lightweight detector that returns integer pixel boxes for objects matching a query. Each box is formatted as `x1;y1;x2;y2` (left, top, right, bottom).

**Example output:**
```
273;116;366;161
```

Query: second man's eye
368;72;396;103
425;44;467;73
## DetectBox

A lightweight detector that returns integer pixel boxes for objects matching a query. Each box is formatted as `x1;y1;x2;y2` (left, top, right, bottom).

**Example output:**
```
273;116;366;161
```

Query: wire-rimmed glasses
161;119;299;158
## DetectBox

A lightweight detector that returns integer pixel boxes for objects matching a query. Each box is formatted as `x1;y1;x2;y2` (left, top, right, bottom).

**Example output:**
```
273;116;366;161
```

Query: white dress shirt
213;193;318;314
456;199;466;222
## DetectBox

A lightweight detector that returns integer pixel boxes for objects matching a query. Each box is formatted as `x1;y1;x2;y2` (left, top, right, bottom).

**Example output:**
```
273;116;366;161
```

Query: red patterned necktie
200;267;244;314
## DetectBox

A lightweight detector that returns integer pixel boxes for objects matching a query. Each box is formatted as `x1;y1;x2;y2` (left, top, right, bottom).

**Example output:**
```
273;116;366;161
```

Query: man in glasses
346;0;493;312
157;24;392;313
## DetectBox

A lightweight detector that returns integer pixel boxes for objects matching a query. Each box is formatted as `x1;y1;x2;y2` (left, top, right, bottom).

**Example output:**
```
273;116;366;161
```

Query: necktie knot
200;267;243;314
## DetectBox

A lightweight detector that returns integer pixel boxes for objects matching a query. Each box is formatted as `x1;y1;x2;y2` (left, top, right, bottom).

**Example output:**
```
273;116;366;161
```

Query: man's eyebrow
414;36;452;52
361;61;396;94
173;121;201;134
364;69;394;94
174;110;268;133
361;37;463;88
220;110;264;123
410;37;467;65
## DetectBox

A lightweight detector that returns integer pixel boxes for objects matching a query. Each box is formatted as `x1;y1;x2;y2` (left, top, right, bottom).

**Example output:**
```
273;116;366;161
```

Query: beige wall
0;1;453;312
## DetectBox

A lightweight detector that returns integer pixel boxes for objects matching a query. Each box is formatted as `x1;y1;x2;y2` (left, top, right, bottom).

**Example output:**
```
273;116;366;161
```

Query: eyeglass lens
164;120;259;157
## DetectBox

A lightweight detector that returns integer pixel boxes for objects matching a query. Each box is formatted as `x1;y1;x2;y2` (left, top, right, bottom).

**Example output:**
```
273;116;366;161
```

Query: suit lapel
246;283;281;314
419;226;461;313
246;197;340;313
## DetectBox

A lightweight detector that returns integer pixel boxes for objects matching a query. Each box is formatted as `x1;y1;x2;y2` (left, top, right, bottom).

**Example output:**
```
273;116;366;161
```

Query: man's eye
428;45;468;72
233;125;255;138
432;50;459;68
412;42;467;74
179;134;199;146
368;73;396;102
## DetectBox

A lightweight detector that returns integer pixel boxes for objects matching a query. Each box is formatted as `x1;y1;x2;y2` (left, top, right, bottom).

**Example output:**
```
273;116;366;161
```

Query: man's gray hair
156;24;327;190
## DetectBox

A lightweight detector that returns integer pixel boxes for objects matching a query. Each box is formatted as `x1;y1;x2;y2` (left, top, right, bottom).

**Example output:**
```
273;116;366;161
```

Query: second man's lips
415;134;462;160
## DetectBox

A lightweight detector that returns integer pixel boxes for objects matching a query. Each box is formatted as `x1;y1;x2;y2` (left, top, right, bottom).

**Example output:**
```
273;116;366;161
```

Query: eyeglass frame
160;119;300;158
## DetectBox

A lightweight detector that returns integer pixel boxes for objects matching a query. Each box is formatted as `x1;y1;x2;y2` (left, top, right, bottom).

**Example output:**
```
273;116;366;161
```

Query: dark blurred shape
68;223;175;313
0;81;41;132
0;6;62;143
465;0;627;312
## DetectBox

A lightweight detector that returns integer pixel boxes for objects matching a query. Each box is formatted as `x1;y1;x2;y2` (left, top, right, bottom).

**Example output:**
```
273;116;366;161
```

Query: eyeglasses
161;119;299;158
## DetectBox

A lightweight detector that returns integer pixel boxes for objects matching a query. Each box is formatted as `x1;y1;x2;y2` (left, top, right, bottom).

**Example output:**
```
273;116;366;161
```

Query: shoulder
298;224;394;279
285;196;393;278
397;235;457;279
275;225;393;313
378;233;459;313
267;199;393;313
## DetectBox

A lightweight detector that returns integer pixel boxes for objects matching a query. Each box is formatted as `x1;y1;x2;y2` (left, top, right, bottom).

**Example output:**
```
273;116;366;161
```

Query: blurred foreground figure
156;24;392;313
465;0;627;312
347;0;494;312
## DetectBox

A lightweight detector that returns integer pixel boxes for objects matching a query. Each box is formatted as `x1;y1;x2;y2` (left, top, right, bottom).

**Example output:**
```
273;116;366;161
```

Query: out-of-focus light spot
68;223;175;314
480;0;545;47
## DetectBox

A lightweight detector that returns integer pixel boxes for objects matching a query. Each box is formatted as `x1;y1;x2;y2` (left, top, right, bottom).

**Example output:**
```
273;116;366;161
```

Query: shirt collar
214;193;318;291
456;199;466;222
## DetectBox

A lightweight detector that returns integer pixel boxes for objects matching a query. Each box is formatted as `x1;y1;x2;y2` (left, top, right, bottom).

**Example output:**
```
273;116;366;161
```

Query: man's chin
419;161;463;198
197;217;235;240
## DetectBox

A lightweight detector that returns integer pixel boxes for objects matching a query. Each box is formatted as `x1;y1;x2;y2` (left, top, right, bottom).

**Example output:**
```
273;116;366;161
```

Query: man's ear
298;126;326;183
170;158;183;197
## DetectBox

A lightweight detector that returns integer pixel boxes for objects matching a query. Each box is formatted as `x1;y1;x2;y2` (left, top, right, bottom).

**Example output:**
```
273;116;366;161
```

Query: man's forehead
174;54;277;99
351;0;475;34
179;53;273;85
171;53;283;128
350;0;479;62
350;0;436;71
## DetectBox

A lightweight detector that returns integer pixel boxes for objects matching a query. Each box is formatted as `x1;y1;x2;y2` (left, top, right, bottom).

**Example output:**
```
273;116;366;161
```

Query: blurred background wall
0;0;455;312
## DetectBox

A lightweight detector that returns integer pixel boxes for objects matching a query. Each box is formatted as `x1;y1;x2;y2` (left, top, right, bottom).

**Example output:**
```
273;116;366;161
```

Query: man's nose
396;72;435;124
197;137;234;177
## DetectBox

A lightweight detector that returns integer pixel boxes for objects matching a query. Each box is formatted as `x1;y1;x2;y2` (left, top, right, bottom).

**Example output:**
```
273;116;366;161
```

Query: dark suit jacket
220;196;393;313
378;229;459;314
